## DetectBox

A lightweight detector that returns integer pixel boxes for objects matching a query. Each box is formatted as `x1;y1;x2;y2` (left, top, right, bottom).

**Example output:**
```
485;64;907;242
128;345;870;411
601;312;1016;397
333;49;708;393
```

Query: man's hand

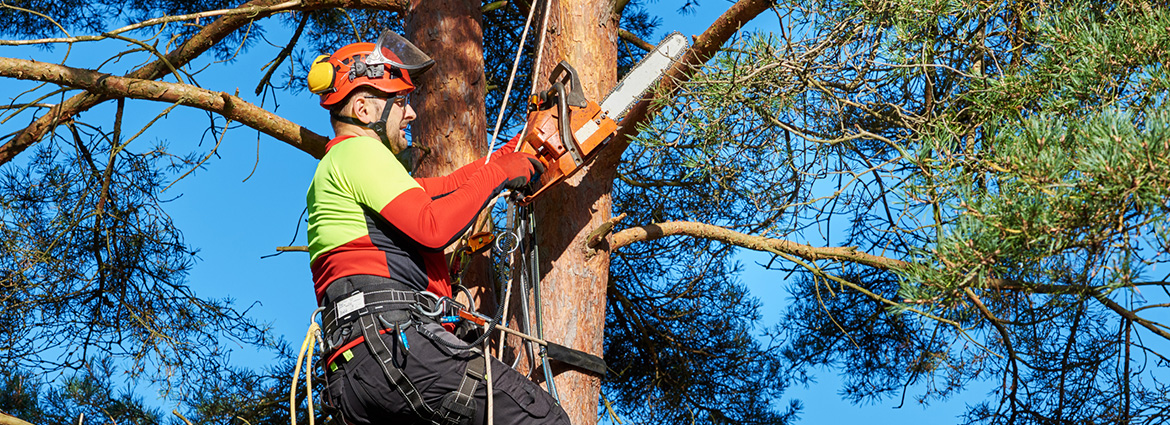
493;152;544;193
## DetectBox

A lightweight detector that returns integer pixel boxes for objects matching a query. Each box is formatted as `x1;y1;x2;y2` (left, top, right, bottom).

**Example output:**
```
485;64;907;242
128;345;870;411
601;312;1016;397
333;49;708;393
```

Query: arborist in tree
303;29;570;425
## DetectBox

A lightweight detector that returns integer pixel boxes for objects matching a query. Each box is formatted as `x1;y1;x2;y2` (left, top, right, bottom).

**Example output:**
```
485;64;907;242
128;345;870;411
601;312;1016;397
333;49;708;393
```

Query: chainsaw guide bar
517;33;689;204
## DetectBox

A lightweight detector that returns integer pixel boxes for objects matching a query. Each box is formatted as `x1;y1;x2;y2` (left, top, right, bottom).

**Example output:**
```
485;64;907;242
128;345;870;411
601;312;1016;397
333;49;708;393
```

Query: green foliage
614;0;1170;422
0;122;278;401
912;110;1170;295
1;360;163;425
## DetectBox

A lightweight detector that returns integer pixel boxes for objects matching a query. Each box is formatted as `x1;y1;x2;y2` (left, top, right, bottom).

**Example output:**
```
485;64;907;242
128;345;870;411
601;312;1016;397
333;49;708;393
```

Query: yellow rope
292;317;322;425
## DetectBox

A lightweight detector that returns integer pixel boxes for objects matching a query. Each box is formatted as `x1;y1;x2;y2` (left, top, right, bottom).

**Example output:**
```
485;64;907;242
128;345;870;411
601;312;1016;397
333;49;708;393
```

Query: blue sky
3;1;977;422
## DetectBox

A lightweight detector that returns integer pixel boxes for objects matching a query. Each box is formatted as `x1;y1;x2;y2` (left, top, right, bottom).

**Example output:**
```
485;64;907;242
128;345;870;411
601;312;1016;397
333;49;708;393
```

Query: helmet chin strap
332;103;418;173
331;100;396;148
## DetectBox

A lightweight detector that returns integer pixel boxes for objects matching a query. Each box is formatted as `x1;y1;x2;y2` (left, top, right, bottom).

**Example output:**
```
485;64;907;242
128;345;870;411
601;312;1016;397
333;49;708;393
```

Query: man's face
356;92;416;153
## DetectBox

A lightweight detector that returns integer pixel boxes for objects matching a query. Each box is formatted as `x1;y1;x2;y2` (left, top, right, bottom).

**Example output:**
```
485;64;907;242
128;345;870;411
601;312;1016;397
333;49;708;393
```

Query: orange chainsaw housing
516;62;618;204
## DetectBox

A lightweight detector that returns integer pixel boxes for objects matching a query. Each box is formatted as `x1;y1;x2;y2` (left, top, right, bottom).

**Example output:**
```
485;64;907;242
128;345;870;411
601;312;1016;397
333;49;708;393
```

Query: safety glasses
363;92;410;108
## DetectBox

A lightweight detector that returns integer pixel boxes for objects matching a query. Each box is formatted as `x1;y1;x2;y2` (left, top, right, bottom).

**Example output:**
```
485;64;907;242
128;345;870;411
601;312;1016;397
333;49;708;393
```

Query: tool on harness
449;231;496;282
515;33;688;205
465;232;496;255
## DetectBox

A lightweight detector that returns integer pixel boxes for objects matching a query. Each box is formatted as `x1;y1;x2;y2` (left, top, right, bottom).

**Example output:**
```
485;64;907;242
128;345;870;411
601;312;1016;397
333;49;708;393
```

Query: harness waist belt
319;275;440;356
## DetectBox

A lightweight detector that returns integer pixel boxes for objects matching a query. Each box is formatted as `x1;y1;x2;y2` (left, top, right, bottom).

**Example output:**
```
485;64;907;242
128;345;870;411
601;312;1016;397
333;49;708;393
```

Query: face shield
365;30;435;78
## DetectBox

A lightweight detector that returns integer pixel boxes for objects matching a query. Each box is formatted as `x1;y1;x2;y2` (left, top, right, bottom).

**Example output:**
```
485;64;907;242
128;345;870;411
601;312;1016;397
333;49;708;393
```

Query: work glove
493;151;544;193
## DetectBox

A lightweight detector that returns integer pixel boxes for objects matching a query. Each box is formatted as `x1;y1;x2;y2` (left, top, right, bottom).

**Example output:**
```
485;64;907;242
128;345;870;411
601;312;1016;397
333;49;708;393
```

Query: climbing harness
316;276;497;425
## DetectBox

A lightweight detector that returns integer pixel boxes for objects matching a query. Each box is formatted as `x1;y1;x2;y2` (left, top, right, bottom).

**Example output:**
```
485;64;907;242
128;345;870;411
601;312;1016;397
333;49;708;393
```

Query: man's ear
353;96;380;125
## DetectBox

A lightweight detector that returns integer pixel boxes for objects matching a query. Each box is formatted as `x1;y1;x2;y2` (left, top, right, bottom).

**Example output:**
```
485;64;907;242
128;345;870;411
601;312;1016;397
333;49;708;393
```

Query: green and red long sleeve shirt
306;135;515;304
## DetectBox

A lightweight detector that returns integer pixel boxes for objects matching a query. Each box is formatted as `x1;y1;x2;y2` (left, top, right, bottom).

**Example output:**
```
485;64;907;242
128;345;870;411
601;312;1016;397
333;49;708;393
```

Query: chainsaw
515;32;688;204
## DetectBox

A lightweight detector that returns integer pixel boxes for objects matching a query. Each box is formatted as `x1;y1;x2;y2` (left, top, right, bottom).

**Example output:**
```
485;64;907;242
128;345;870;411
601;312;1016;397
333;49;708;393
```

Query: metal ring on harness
494;229;520;254
413;291;448;318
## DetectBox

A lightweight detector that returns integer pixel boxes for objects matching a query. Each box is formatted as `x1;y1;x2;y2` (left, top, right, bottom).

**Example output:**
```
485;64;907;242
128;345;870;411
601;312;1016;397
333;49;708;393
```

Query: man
305;30;571;425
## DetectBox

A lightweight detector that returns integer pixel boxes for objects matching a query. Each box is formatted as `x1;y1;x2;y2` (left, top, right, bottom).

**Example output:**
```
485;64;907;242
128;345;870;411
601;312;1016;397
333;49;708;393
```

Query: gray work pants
324;322;571;425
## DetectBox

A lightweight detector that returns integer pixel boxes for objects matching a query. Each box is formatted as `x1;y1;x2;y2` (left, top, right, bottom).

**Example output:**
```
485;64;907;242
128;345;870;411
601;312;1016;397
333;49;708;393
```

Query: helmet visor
366;30;435;76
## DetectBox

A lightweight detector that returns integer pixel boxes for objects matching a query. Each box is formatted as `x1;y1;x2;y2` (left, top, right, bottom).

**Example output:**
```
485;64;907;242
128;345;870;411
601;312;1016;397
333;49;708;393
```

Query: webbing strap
322;288;428;336
359;314;437;421
438;355;486;423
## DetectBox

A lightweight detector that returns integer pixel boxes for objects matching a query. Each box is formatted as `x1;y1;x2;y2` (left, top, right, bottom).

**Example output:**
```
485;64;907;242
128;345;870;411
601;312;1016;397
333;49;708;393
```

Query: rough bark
0;0;410;166
530;1;619;424
404;1;495;308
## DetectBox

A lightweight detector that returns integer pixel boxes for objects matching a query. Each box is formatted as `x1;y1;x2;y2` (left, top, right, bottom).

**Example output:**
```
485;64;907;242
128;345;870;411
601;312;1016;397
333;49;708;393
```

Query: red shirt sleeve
414;134;521;197
382;162;510;250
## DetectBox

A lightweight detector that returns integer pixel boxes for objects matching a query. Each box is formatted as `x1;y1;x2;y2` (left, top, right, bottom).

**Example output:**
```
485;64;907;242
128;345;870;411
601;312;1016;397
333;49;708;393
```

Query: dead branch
610;219;1170;343
0;0;409;165
0;413;34;425
608;220;908;270
0;57;329;158
618;29;653;52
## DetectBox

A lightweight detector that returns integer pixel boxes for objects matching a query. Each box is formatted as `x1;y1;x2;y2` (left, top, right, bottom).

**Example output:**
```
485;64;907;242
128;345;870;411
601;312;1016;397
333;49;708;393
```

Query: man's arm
414;134;521;197
342;137;535;250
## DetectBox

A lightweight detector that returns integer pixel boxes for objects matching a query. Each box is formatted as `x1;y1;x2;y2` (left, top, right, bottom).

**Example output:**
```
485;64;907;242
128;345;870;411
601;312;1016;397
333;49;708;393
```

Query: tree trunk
530;1;618;424
405;0;496;310
408;1;617;424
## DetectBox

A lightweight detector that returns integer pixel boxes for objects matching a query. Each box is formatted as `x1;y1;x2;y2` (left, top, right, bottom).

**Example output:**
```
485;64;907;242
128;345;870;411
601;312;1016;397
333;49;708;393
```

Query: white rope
485;0;542;162
530;0;554;101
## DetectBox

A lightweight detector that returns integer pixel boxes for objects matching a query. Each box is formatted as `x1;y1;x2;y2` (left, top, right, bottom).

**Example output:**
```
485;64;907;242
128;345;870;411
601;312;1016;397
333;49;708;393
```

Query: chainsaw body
516;61;618;204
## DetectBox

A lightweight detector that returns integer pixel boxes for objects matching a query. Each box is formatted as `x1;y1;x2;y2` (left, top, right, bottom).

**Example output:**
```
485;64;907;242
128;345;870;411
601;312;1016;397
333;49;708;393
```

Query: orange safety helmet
308;30;435;108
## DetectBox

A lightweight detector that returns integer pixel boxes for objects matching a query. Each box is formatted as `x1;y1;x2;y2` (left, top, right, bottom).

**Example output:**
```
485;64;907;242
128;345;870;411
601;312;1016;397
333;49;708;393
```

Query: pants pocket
495;368;552;419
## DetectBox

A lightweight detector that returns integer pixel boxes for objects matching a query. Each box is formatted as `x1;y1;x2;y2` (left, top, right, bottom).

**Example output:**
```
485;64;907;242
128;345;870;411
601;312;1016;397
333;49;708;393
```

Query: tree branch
0;0;306;46
0;57;329;158
1090;289;1170;341
0;413;34;425
0;0;409;165
610;219;1170;343
617;29;653;52
254;11;311;95
608;220;908;271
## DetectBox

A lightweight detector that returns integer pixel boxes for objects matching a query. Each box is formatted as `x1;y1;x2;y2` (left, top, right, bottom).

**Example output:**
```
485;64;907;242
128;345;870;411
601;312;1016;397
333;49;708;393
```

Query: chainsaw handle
552;81;584;166
549;61;587;108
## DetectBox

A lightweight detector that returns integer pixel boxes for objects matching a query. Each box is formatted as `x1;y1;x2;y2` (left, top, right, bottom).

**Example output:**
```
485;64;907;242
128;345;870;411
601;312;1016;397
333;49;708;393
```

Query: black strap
327;276;487;425
360;314;439;421
321;288;433;336
329;97;394;148
437;353;486;424
360;317;488;425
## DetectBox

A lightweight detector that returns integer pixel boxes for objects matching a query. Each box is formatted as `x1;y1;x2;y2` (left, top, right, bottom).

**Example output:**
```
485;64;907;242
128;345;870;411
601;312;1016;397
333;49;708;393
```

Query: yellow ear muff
307;54;335;94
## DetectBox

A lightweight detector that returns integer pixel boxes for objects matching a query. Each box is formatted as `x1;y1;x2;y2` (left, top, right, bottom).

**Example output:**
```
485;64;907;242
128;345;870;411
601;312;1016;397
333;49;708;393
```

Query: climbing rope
486;0;542;161
291;307;325;425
